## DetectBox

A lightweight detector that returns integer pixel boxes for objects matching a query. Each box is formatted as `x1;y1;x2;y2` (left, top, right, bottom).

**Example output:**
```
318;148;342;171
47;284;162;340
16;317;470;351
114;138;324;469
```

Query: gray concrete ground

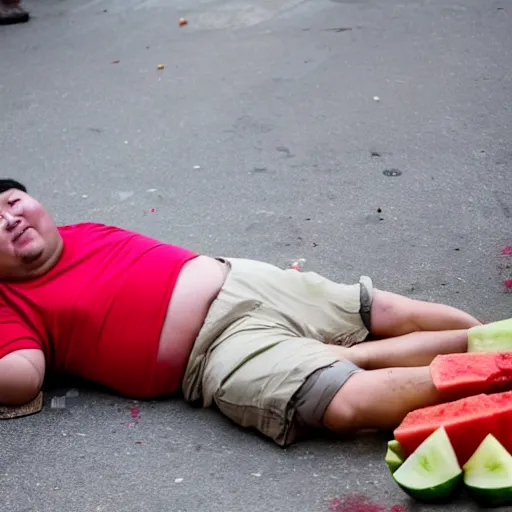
1;0;511;510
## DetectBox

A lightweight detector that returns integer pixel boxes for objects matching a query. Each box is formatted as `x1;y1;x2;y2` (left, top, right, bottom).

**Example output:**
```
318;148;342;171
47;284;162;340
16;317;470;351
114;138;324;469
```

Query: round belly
156;255;227;384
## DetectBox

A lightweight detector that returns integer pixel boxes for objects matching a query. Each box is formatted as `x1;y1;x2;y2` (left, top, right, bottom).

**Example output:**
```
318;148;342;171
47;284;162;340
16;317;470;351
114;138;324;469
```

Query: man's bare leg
328;329;468;370
370;289;481;339
323;366;443;432
319;287;483;433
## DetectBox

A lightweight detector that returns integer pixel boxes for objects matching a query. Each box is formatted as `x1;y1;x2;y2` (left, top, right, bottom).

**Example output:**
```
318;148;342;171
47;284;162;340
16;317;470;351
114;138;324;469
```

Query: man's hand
0;349;45;405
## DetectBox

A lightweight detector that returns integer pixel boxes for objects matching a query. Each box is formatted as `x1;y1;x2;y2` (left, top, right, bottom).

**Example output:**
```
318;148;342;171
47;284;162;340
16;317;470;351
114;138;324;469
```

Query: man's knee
321;369;380;433
370;289;419;338
294;361;363;433
322;381;360;433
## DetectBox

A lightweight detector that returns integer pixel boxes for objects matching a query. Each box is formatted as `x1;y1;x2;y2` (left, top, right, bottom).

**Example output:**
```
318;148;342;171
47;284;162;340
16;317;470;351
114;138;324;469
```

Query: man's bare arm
0;349;45;405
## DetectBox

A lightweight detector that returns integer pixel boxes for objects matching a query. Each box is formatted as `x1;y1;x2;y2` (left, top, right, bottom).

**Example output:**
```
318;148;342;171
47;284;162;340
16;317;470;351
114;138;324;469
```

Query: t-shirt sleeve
0;304;43;359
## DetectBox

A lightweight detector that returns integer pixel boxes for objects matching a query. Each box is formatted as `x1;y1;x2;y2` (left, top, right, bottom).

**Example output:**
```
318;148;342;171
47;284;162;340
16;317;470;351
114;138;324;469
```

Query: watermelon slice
387;439;407;460
485;391;512;458
393;427;462;503
394;392;512;466
430;353;512;397
385;440;406;474
385;446;404;474
468;318;512;353
463;434;512;507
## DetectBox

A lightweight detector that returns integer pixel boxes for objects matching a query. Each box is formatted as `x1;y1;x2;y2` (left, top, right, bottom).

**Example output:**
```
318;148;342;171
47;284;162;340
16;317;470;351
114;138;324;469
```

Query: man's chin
19;249;45;265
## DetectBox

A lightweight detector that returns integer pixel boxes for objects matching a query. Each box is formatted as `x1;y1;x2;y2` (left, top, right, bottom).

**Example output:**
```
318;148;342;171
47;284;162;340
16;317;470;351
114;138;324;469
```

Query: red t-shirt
0;222;199;398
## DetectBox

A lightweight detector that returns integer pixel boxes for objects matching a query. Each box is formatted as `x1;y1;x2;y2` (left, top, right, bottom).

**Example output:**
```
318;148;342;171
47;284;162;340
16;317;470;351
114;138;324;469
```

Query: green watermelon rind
466;485;512;508
385;447;404;474
393;427;462;503
387;439;407;461
468;318;512;353
463;434;512;507
396;474;462;503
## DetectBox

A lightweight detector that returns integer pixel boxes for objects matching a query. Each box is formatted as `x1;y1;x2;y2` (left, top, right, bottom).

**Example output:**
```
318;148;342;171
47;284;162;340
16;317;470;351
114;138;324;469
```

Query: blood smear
501;246;512;256
329;496;407;512
329;495;386;512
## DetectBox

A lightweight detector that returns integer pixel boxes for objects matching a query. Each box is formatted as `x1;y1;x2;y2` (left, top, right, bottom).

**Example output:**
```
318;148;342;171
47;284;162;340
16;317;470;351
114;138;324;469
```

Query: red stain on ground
329;496;406;512
130;408;140;418
500;247;512;292
329;496;386;512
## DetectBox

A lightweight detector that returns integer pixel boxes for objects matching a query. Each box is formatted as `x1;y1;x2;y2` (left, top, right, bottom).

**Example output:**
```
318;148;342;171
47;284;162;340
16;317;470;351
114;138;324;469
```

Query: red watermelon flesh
496;352;512;372
430;353;512;397
394;391;512;466
486;391;512;455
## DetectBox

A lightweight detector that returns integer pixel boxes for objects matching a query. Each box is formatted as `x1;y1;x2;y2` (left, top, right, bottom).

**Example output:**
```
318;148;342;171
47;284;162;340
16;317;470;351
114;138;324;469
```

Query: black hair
0;179;27;194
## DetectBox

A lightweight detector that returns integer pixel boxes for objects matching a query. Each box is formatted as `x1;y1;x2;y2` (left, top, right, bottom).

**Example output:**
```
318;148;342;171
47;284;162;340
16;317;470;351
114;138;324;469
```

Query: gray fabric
294;360;364;430
359;275;373;333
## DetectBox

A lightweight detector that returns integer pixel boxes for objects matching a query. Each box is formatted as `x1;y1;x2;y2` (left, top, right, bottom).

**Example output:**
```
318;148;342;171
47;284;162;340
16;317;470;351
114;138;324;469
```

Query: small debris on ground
373;96;380;102
326;27;352;32
179;18;188;27
157;64;165;70
290;258;306;271
50;396;67;409
127;407;141;426
50;389;80;409
383;169;402;177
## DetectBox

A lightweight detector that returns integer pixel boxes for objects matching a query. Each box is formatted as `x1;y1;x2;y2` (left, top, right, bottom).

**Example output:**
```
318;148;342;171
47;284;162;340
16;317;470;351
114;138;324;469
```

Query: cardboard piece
0;392;43;419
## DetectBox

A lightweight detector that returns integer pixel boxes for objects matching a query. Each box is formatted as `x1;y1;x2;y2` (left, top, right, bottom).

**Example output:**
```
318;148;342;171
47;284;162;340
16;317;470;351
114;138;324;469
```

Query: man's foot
0;3;29;25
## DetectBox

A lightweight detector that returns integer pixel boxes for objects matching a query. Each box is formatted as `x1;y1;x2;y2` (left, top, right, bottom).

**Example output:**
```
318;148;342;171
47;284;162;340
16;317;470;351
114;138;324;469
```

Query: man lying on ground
0;179;483;445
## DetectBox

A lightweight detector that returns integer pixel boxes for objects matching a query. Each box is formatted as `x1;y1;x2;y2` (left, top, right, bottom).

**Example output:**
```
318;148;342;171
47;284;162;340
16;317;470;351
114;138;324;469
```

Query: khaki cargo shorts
182;258;373;446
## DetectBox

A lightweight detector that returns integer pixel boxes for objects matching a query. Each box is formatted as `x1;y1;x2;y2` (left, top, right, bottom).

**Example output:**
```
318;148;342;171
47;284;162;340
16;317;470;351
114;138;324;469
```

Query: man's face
0;189;62;280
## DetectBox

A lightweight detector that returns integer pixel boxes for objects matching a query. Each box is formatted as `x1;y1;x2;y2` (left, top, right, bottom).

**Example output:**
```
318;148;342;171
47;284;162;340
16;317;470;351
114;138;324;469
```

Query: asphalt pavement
1;0;511;511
